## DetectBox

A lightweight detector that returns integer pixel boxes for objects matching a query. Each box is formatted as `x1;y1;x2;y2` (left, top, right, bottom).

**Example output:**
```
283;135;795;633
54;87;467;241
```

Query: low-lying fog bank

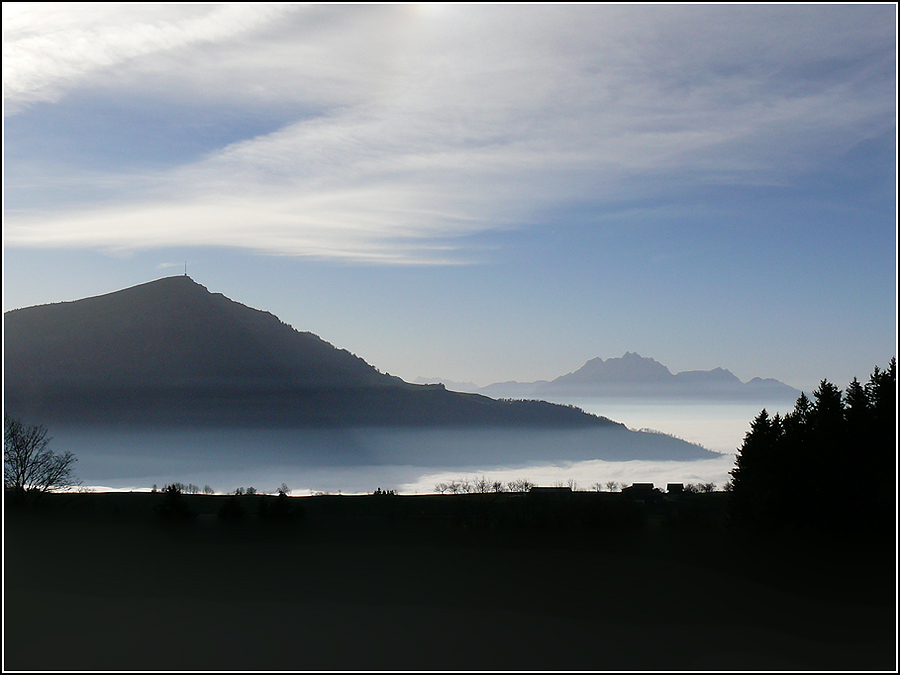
50;424;724;495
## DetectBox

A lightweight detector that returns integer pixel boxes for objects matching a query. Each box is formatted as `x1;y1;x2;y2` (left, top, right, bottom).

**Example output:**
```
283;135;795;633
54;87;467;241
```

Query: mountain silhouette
3;276;616;429
461;352;801;401
554;352;673;385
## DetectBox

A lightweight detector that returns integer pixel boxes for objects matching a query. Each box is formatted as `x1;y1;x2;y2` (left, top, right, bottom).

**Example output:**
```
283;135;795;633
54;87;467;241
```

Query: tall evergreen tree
729;360;895;533
811;380;843;430
843;377;870;429
863;358;896;531
867;358;896;433
729;409;781;528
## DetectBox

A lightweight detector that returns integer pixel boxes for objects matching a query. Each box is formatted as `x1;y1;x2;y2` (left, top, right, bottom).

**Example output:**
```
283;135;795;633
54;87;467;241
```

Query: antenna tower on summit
184;262;187;277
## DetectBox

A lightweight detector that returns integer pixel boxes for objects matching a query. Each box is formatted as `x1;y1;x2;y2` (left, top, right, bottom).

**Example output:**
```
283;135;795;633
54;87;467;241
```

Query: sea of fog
55;397;799;496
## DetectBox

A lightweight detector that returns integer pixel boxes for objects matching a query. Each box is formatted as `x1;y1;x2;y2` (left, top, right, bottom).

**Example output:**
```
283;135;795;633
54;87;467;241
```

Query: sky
3;3;897;394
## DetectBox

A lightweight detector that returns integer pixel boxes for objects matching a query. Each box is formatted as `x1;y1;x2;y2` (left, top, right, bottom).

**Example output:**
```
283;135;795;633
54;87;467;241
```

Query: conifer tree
728;360;895;533
843;377;869;429
729;409;780;527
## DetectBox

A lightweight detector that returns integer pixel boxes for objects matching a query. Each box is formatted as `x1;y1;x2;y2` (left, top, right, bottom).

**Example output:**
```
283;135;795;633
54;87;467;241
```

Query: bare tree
699;482;717;493
507;478;534;493
203;485;215;495
4;416;80;503
474;475;490;494
605;481;620;492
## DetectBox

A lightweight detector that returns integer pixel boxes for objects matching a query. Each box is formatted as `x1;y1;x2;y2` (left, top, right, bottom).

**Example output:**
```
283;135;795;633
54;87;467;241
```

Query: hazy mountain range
4;276;617;429
416;351;801;401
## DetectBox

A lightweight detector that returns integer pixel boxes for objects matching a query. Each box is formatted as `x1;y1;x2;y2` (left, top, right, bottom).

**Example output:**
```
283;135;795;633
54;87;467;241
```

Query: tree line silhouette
728;358;895;533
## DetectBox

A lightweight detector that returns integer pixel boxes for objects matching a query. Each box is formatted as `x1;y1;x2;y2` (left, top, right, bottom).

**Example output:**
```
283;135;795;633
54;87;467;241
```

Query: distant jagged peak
555;351;673;384
463;352;801;401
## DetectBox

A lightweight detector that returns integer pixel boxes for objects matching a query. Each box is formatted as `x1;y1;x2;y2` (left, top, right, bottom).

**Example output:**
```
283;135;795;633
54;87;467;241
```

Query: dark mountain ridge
3;276;614;429
4;276;391;389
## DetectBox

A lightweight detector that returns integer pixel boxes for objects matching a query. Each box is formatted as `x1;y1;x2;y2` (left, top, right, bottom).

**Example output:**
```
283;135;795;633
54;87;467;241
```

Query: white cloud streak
3;4;293;113
3;4;895;263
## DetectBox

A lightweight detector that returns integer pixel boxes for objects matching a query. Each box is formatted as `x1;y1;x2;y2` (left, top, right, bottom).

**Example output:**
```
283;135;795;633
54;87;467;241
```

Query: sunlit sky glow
3;3;896;392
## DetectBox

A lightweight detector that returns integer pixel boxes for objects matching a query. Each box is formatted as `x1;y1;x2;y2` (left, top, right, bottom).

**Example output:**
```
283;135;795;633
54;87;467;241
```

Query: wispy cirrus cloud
2;4;294;114
3;4;895;264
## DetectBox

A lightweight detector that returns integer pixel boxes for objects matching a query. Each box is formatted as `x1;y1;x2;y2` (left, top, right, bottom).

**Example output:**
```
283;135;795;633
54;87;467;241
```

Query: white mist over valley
66;398;796;496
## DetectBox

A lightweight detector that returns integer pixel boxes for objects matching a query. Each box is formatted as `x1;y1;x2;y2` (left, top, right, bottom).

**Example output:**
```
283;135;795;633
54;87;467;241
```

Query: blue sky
3;4;896;392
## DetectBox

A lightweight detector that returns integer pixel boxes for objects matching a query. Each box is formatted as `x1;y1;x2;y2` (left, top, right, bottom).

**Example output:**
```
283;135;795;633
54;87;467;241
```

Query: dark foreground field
5;490;896;671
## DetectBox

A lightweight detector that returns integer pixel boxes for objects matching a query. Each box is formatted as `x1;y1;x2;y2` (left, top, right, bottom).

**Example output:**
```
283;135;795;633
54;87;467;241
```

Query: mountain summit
554;352;673;385
5;275;394;390
4;276;612;429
